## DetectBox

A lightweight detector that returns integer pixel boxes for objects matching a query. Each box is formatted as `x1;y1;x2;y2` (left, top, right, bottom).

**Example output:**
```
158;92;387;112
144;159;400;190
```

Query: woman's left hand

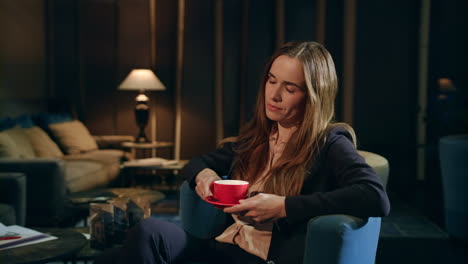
223;193;286;223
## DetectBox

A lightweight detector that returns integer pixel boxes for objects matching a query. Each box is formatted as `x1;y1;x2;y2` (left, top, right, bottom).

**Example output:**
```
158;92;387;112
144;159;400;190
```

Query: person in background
96;41;390;264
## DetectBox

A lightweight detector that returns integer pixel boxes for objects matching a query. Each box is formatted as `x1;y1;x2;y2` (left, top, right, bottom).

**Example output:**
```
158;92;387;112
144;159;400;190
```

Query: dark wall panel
354;0;420;199
154;0;177;151
222;0;243;138
284;0;316;42
180;0;216;159
80;0;118;135
244;0;275;123
0;0;46;102
324;0;344;121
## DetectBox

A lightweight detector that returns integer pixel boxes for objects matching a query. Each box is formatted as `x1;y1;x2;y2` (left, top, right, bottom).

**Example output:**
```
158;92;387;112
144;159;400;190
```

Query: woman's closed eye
285;86;296;93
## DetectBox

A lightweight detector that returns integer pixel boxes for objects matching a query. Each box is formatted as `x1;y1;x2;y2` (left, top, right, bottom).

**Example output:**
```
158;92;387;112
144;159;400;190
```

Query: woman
97;41;390;264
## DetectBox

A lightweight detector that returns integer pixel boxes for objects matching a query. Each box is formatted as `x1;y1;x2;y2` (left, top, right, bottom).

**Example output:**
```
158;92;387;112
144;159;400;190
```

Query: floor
376;193;467;264
149;192;468;264
49;190;467;264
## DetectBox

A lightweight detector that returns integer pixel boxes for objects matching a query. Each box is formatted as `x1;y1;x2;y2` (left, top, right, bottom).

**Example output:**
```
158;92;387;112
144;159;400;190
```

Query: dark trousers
95;218;265;264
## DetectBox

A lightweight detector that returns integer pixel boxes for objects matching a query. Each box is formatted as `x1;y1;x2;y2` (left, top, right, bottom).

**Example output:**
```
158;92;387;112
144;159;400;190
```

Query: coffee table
68;187;166;207
68;188;166;226
0;228;87;264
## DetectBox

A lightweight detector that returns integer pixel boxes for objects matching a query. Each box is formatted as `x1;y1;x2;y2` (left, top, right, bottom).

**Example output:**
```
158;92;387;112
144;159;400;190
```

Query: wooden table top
0;228;87;264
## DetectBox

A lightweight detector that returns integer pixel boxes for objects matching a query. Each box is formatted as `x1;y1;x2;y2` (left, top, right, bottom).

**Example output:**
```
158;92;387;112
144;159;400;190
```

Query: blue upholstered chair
439;135;468;240
179;182;381;264
179;150;388;264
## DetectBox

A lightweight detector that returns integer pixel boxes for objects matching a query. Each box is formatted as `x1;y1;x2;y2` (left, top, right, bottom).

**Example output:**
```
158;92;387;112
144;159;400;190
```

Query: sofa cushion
0;132;20;158
49;120;98;154
0;128;36;159
64;149;124;183
64;160;109;193
24;126;64;158
65;149;124;164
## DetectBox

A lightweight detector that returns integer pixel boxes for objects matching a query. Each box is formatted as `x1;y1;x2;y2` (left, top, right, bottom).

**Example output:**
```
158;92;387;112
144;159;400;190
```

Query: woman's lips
267;104;281;111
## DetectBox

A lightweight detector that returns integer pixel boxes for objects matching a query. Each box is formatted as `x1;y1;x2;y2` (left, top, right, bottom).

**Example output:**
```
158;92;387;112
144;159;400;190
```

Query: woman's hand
195;168;221;199
223;193;286;223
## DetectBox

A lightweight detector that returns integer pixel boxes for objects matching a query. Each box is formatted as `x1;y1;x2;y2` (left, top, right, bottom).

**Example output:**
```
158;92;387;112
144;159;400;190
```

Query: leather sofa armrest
303;215;381;264
0;159;67;226
0;172;27;226
93;135;135;150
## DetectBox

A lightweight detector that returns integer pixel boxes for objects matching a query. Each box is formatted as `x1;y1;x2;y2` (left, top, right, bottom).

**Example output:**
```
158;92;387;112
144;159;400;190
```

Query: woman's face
264;55;307;126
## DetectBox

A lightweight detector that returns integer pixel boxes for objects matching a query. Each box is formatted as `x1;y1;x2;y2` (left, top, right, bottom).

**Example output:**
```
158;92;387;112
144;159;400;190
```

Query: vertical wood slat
417;0;431;181
316;0;326;44
275;0;285;48
214;0;224;143
239;0;249;126
174;0;185;160
78;0;86;121
343;0;356;125
149;0;157;68
149;0;157;155
112;0;120;135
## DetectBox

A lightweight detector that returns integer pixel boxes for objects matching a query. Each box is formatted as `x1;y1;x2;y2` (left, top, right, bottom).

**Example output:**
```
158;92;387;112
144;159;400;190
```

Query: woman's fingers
224;194;286;222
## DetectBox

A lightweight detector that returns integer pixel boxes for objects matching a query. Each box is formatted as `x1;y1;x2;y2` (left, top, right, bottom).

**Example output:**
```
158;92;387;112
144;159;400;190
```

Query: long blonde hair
226;41;356;196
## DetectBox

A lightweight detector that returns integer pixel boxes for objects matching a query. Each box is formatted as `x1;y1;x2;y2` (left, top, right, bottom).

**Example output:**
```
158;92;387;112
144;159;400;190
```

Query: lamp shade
118;69;166;91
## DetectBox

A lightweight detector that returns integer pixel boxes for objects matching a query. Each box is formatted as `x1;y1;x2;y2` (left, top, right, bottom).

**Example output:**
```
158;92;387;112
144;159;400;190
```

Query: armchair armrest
303;215;381;264
179;181;227;239
0;159;67;226
93;135;135;150
0;172;26;225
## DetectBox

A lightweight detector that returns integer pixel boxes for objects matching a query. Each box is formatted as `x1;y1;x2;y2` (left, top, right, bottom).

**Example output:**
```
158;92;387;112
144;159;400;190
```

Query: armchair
179;150;388;264
0;172;27;225
179;182;381;264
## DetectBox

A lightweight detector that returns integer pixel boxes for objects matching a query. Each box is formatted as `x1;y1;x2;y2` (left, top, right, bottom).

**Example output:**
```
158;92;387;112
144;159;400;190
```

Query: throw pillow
0;132;21;158
49;120;98;154
1;127;36;158
24;126;64;158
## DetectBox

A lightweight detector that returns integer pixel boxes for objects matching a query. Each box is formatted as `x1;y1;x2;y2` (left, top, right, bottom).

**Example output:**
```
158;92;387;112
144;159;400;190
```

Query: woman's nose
270;85;282;102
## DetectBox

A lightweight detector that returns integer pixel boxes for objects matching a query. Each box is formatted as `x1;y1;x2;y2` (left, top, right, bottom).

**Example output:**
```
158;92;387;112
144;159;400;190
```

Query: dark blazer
183;126;390;264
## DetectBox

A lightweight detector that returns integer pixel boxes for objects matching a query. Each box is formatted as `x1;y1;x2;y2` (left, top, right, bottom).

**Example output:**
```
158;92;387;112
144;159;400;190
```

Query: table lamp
118;69;166;143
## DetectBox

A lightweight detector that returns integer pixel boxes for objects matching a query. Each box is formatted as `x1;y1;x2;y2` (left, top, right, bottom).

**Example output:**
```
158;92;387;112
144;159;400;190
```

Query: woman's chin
266;112;282;122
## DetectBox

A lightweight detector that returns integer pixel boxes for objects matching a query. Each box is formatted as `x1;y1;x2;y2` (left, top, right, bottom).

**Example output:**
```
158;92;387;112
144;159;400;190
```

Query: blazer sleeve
282;130;391;228
183;142;235;189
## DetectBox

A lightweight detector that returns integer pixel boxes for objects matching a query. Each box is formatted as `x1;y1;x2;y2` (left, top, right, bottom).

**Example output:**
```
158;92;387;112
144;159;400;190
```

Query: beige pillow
24;126;64;158
0;131;21;158
0;127;36;158
49;120;98;154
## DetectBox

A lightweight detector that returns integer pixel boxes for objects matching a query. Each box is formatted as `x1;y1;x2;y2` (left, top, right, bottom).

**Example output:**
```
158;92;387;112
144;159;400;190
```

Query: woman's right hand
195;168;221;199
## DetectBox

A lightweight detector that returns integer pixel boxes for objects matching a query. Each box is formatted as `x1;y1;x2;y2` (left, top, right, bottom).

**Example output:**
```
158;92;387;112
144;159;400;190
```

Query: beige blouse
215;129;293;260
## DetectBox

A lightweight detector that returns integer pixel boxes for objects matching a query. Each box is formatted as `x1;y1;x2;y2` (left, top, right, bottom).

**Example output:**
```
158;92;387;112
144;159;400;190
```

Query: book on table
0;223;57;250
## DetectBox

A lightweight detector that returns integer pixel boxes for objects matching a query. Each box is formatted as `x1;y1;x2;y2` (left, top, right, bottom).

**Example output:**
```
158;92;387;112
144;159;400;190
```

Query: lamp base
135;126;149;143
134;96;150;143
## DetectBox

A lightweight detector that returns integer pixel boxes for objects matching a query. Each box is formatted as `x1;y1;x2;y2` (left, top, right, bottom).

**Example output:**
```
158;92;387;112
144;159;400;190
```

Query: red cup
210;180;249;204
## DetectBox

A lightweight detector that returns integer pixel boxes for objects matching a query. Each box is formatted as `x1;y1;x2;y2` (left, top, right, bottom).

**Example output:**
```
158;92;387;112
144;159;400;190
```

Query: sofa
0;113;133;226
0;172;27;226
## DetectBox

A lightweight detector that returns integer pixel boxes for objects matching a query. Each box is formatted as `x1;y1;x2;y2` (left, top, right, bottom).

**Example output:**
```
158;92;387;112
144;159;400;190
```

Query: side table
120;160;188;191
121;141;174;158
